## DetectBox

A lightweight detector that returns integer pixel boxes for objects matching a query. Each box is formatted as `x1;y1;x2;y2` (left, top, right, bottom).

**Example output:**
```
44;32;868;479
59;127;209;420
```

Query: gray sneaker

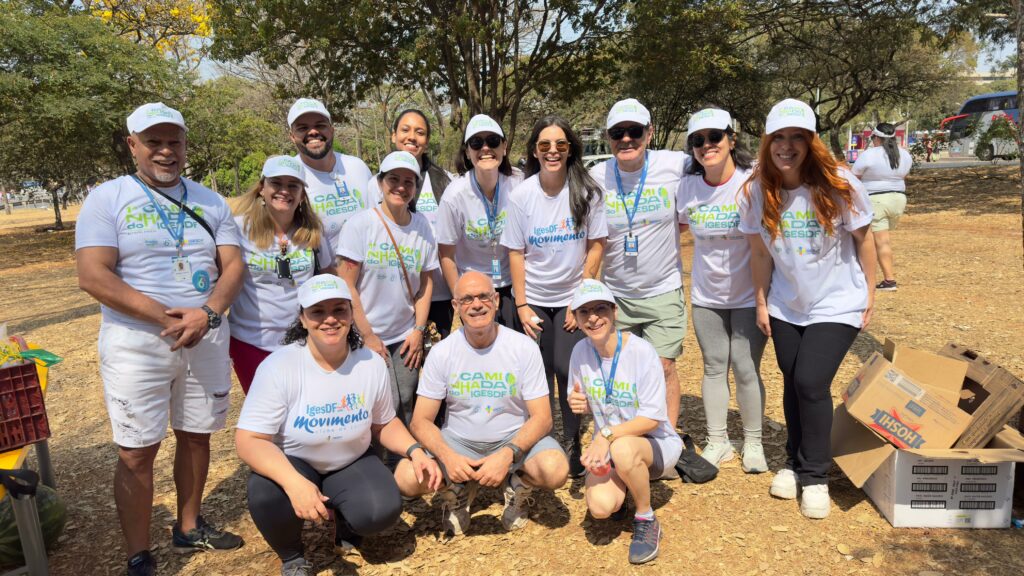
501;475;535;531
281;557;313;576
700;440;735;468
741;442;768;474
438;481;479;537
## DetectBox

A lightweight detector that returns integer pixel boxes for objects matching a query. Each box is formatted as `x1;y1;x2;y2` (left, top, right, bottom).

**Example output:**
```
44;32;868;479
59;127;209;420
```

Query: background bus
941;90;1018;160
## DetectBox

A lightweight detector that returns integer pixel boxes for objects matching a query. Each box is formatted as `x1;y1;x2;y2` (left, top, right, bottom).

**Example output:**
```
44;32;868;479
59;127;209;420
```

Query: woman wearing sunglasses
436;115;524;327
675;109;768;473
740;99;875;519
588;99;689;445
501;115;608;477
369;109;456;336
229;156;336;394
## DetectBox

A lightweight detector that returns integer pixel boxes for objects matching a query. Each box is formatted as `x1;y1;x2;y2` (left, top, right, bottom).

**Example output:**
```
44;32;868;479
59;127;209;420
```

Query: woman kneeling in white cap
567;280;682;565
739;99;876;519
236;274;441;576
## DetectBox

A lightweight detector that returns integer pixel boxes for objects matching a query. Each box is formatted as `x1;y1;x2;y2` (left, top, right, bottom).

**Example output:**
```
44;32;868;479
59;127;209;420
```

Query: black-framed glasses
537;139;570;153
608;124;647;141
467;134;504;150
455;292;496;306
688;129;726;149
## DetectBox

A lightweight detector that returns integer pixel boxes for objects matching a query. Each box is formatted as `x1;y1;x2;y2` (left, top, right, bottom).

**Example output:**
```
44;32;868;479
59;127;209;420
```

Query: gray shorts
436;429;565;479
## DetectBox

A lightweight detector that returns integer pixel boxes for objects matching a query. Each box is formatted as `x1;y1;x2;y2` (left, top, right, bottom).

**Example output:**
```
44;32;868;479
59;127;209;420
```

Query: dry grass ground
1;166;1022;575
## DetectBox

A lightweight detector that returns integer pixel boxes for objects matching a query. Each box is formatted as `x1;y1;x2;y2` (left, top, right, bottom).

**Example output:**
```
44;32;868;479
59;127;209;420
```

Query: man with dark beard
288;98;378;254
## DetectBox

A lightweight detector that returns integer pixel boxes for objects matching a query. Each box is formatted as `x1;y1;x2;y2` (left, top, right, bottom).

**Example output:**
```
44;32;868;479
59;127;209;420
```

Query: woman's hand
581;435;610;473
364;332;388;362
517;305;543;340
563;305;578;332
400;329;425;369
861;291;875;330
410;450;444;492
568;381;590;415
755;304;771;338
285;477;331;524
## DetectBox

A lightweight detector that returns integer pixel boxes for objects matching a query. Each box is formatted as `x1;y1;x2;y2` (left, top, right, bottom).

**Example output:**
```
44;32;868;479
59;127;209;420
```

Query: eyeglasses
455;292;496;306
608;124;647;141
537;139;570;153
688;129;727;149
467;134;504;150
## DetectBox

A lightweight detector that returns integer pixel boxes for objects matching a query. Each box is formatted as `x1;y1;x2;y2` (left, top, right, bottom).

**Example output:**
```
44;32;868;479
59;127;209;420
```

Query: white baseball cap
261;155;307;186
287;98;332;127
688;108;732;134
127;103;187;134
464;114;505;142
765;98;816;135
571;279;617;311
606;98;651;129
378;151;422;181
298;274;352;307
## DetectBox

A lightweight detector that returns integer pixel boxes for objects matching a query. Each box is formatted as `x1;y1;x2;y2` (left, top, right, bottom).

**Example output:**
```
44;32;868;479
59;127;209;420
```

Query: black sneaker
172;516;244;552
876;279;898;291
126;550;156;576
568;438;586;479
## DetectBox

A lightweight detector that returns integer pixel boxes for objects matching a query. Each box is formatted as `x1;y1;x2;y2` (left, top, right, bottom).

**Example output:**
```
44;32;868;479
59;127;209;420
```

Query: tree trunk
49;186;64;230
233;160;240;197
209;171;218;194
828;130;845;160
1017;0;1023;272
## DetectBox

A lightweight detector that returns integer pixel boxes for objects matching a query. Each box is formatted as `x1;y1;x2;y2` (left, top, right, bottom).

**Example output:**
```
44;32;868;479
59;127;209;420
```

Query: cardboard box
938;343;1024;449
882;340;967;406
843;350;971;450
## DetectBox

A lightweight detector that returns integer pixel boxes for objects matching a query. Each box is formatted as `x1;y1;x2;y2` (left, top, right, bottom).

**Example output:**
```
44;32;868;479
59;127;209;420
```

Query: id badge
624;234;639;256
172;256;191;282
490;258;502;281
334;175;350;196
276;256;293;281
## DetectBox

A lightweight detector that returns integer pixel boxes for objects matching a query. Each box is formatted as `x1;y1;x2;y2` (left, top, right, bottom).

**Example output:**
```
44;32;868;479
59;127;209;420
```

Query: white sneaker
700;440;735;468
501;475;535;531
800;484;831;519
741;443;768;474
438;481;479;537
769;468;798;500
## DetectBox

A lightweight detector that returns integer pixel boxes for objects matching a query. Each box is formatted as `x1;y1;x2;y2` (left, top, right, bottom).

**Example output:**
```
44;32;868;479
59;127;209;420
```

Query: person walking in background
851;122;912;291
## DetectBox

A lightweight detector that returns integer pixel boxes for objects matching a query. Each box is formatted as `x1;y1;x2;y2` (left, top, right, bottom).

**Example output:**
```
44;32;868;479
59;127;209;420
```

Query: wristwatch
506;443;524;464
201;305;221;329
600;426;614;442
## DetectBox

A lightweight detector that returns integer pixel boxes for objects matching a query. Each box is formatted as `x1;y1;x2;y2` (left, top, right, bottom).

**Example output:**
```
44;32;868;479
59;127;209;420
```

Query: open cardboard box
938;343;1024;449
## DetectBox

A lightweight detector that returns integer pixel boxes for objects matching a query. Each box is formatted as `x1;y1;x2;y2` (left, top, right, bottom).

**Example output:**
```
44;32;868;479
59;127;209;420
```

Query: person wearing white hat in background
368;109;457;337
739;98;876;519
236;274;442;576
566;279;683;565
588;99;690;457
676;107;769;473
436;114;524;328
851;122;912;292
228;155;336;394
76;102;245;576
337;151;440;436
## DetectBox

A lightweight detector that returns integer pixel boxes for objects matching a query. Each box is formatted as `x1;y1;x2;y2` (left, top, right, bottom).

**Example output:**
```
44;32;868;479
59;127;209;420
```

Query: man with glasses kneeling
395;271;569;538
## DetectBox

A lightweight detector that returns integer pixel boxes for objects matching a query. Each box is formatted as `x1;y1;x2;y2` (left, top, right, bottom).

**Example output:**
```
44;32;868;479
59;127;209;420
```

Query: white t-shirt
418;326;548;442
228;216;336;351
337;209;440;345
851;146;913;194
590;150;688;299
237;344;394;474
676;167;756;309
500;175;608;307
435;171;524;289
568;334;681;449
298;152;377;253
74;175;240;328
738;170;874;327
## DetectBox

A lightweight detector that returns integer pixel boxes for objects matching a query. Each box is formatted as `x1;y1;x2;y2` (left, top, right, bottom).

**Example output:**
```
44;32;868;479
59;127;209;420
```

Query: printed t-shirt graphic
298;152;377;253
337;210;440;345
237;344;394;474
74;175;240;328
676;167;756;308
435;171;524;288
590;150;688;299
738;169;873;327
499;175;608;307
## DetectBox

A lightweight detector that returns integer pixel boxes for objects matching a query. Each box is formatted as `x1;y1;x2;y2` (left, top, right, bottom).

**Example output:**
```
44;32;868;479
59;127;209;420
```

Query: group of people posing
75;93;911;576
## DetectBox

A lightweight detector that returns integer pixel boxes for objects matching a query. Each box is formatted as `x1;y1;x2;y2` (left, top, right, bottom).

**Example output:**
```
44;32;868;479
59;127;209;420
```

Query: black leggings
769;318;859;486
530;305;584;447
247;452;401;562
428;300;455;338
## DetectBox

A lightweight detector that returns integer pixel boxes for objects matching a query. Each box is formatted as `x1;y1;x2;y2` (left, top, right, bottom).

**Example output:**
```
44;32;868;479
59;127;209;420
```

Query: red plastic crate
0;360;50;453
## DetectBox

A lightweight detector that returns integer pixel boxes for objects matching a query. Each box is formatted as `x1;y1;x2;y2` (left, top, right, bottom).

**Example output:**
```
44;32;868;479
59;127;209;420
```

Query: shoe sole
876;287;897;292
742;461;769;474
172;543;241;554
703;450;735;468
769;483;799;500
800;504;830;519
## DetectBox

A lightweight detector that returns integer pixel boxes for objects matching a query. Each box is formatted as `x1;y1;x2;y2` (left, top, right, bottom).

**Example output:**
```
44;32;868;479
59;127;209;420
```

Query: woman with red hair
739;99;876;520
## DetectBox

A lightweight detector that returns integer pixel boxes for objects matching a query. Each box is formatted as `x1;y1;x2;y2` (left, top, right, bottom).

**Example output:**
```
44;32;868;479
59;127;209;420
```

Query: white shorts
98;322;233;448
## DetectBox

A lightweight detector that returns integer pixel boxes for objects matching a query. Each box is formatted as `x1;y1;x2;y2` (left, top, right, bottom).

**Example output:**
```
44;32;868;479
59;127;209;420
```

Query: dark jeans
769;317;859;486
528;304;584;448
246;452;401;562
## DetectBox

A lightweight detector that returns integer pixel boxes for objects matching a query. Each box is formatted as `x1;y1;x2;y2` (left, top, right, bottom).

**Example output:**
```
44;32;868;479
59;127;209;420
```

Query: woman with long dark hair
501;114;607;477
740;99;876;520
851;122;912;291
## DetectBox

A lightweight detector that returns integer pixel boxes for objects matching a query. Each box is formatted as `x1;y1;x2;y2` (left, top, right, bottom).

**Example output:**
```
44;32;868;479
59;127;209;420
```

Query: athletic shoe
800;484;831;519
769;468;799;500
126;550;156;576
568;438;586;479
334;520;363;555
628;515;662;564
280;557;313;576
876;279;898;291
700;440;735;468
438;481;479;537
501;474;535;531
741;442;769;474
172;516;244;552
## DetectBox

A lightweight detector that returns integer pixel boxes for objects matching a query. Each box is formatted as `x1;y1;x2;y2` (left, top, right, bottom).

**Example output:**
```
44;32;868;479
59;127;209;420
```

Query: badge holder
172;256;192;282
624;234;639;256
276;256;294;283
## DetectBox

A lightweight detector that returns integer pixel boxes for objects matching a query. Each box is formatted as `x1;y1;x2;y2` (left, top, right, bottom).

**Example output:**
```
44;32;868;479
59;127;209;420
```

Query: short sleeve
74;183;119;249
898;149;913;178
316;233;335;268
419;219;440;272
737;182;762;235
416;343;449;400
337;212;368;262
675;177;693;224
518;339;549;401
361;165;381;207
586;191;608;240
842;172;874;231
213;200;241;247
634;341;668;423
435;182;462;246
499;194;527;250
370;359;396;425
850;152;868;177
566;342;585;401
237;360;289;435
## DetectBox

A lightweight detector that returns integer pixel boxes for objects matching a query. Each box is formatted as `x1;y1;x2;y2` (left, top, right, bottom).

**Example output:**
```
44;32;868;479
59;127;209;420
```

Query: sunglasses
467;134;504;150
688;129;727;149
608;124;647;141
537;139;570;153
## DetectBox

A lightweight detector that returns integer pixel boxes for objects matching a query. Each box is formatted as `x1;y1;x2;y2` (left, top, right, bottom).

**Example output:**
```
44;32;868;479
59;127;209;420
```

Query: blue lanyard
470;171;500;239
613;152;649;233
132;175;188;251
591;330;622;404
